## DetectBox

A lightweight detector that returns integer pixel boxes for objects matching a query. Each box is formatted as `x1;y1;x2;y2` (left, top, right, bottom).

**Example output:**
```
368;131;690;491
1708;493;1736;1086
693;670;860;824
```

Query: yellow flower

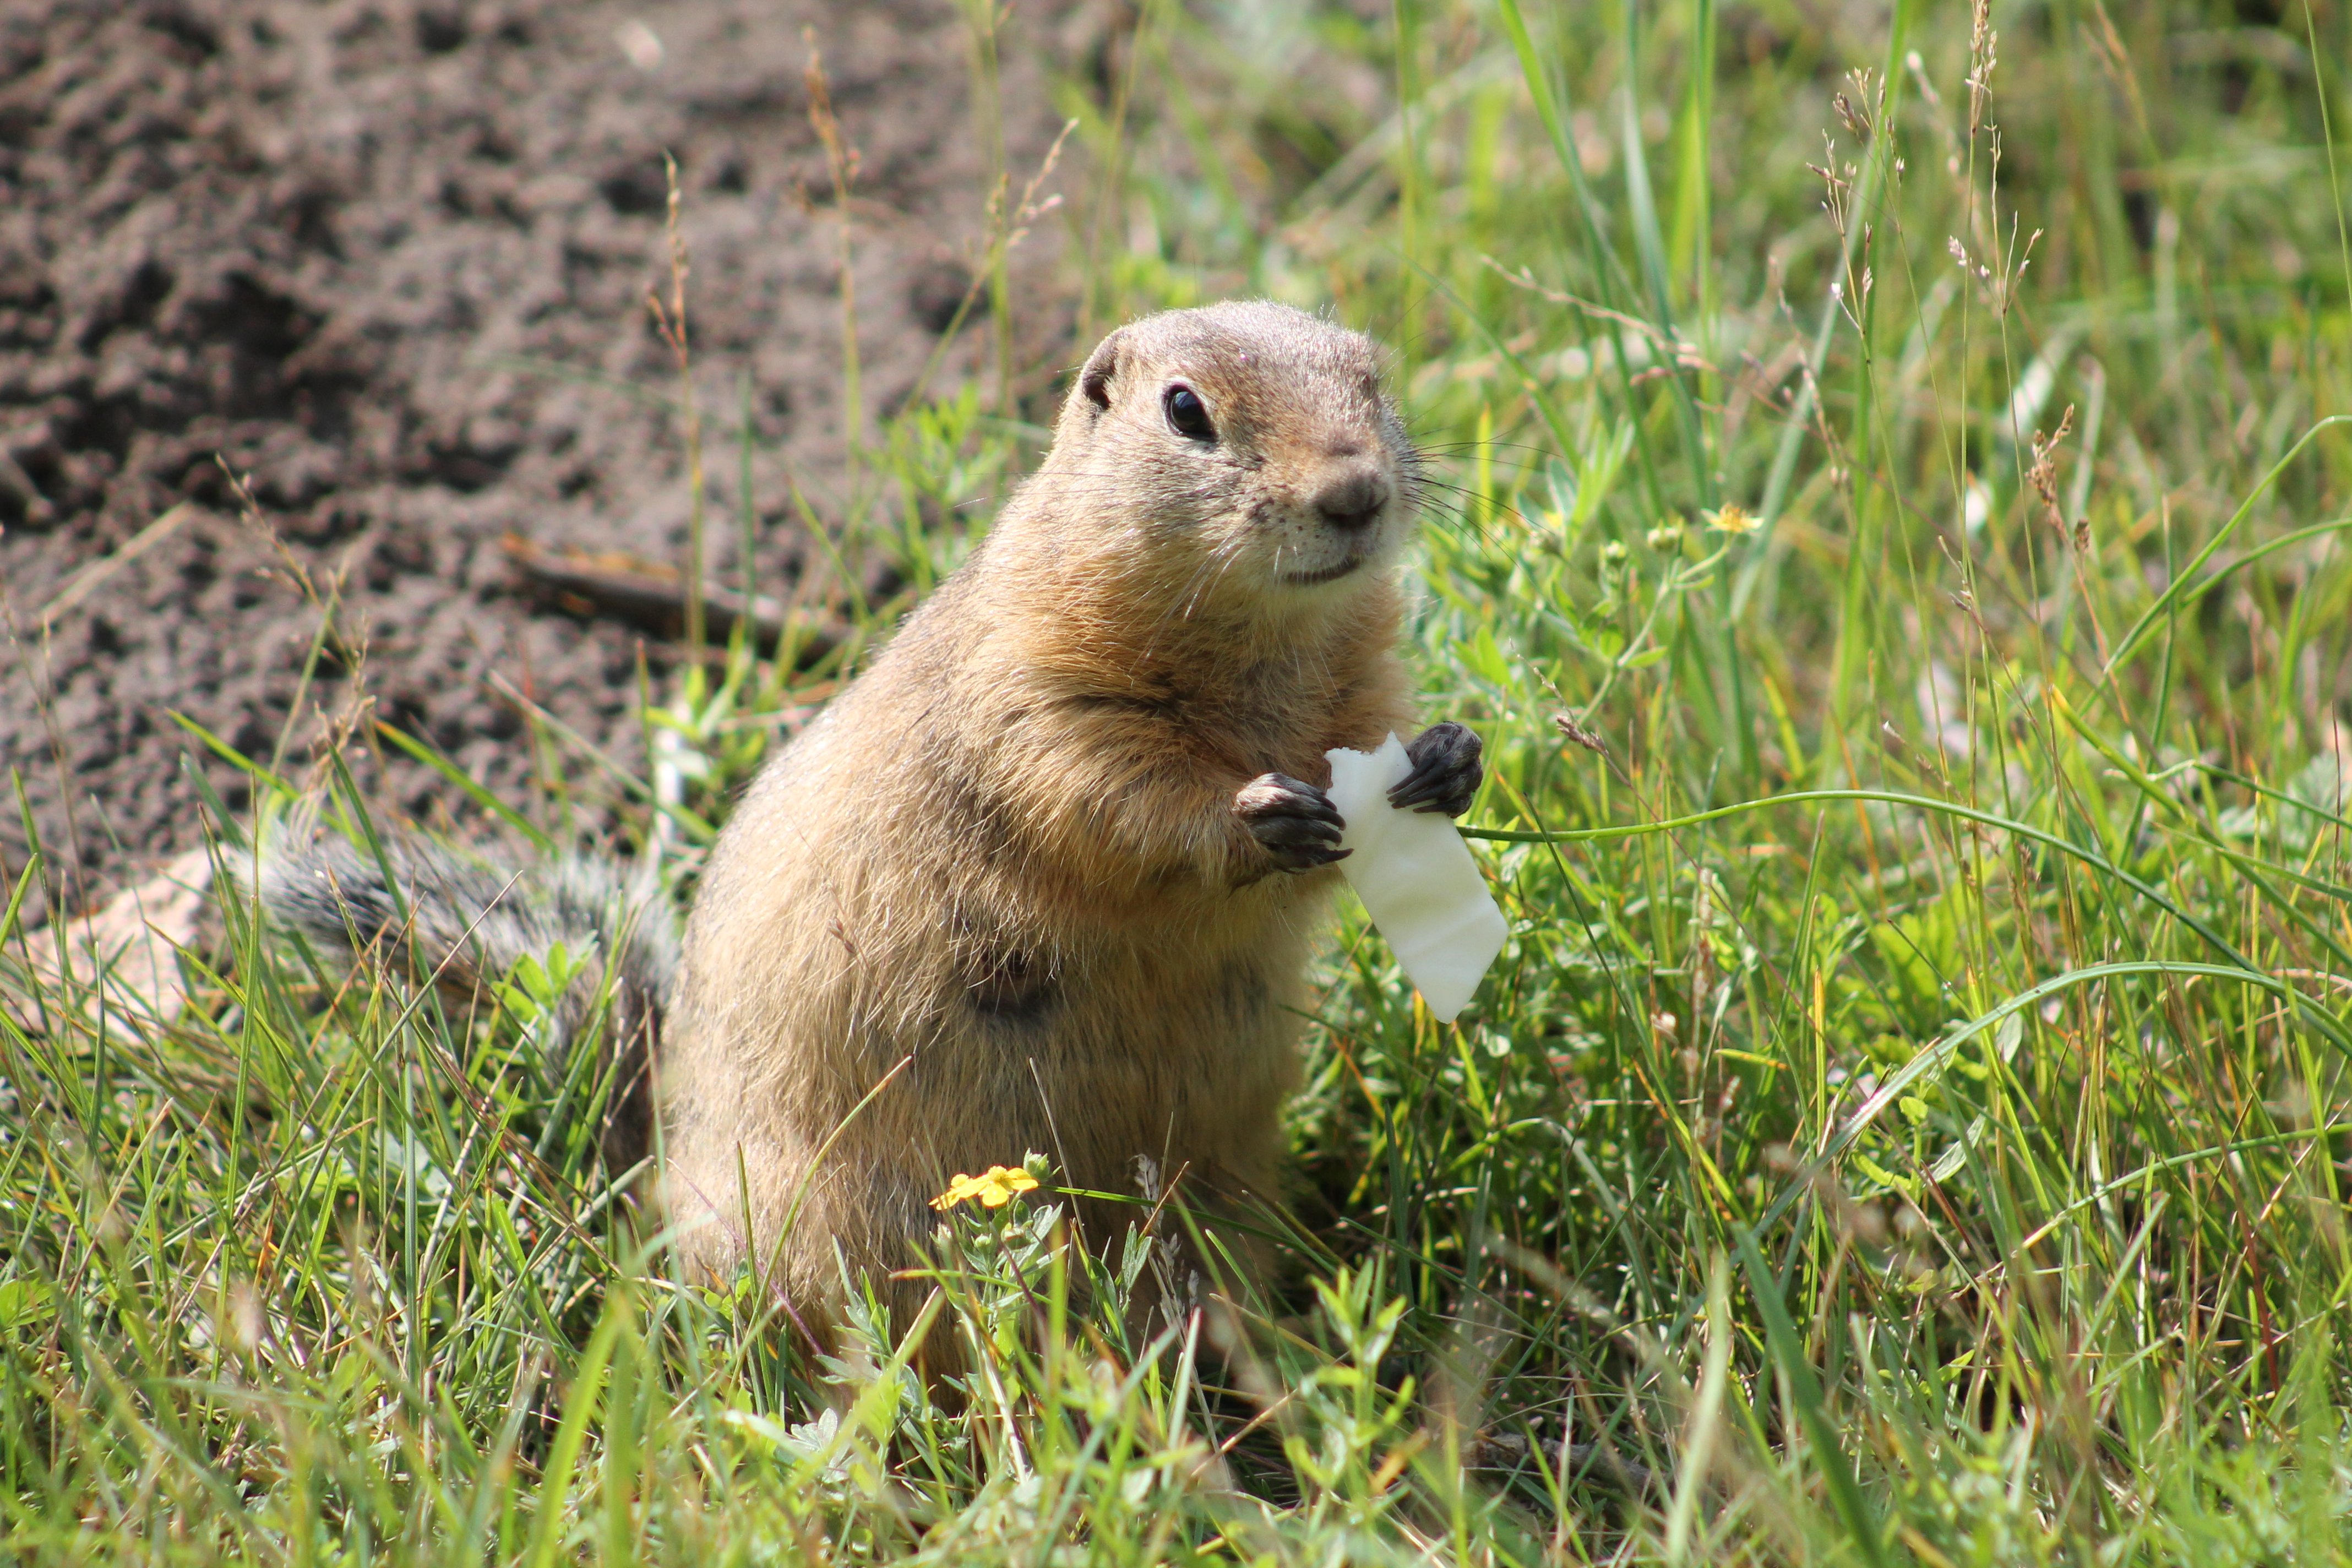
929;1164;1041;1212
1703;503;1760;536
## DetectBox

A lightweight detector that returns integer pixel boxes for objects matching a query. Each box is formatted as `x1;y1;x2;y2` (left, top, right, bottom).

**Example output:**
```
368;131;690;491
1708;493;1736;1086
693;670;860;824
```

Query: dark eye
1163;384;1215;442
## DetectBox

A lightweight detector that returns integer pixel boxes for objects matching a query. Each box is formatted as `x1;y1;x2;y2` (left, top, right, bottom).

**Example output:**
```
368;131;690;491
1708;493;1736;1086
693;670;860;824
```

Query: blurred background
4;1;2342;924
0;0;1075;924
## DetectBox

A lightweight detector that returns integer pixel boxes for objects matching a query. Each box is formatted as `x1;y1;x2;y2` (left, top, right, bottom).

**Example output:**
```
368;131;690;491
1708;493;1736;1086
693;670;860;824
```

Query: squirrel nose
1315;466;1390;531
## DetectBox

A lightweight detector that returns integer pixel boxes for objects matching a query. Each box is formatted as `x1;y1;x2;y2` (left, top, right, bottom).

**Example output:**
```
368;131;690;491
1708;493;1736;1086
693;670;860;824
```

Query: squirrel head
1017;301;1418;623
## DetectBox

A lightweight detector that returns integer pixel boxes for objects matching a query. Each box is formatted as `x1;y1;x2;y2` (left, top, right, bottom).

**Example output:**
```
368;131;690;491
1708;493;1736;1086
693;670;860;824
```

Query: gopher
265;300;1483;1333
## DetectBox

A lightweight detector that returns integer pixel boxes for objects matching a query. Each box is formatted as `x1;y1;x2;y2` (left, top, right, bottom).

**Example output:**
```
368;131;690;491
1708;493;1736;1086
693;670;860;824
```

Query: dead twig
499;533;840;661
39;503;202;630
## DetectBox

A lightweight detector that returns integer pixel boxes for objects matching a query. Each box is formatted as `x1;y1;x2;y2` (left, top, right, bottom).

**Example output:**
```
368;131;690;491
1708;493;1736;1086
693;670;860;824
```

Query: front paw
1389;721;1484;816
1234;773;1349;873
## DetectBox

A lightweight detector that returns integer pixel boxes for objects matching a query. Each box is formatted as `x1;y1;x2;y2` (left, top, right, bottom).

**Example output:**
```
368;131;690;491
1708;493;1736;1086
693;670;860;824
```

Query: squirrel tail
260;835;679;1176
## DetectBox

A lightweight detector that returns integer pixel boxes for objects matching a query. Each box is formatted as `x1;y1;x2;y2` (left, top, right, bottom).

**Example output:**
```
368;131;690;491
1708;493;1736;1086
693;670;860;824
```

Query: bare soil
0;0;1075;924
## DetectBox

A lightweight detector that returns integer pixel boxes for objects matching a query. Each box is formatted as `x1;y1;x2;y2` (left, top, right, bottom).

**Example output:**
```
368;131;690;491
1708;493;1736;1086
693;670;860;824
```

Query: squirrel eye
1163;384;1216;442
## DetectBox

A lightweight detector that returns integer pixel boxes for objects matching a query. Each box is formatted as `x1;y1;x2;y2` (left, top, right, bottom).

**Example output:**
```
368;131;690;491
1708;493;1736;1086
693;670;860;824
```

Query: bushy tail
261;836;679;1175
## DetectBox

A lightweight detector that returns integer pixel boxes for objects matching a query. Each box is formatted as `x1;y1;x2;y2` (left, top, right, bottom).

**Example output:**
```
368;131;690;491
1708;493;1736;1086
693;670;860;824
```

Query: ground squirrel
266;300;1483;1333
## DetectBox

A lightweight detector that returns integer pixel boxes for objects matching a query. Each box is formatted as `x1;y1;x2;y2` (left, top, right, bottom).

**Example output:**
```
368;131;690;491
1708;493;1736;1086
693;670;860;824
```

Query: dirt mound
0;0;1071;924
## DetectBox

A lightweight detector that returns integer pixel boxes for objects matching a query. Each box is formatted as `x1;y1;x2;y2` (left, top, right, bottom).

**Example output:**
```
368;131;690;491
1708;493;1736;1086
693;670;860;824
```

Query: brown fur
659;301;1422;1324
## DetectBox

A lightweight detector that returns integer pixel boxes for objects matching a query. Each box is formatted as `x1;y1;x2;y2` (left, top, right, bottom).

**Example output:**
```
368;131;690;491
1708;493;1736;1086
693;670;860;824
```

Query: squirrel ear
1077;329;1124;411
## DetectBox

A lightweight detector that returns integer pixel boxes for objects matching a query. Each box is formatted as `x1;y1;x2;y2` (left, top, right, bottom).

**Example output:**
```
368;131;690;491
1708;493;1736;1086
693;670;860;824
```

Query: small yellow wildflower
1703;503;1760;536
929;1164;1041;1212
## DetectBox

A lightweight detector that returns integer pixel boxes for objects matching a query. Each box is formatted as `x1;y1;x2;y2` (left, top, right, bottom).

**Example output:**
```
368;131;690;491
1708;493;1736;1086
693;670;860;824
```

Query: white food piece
1323;732;1509;1023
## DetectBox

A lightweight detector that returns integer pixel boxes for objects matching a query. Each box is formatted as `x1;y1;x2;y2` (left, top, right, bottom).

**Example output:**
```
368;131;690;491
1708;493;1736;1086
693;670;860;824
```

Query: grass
7;0;2352;1560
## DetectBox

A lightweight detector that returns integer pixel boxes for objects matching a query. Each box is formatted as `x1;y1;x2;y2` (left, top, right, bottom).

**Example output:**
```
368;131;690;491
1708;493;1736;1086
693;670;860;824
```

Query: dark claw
1389;721;1484;816
1235;772;1351;874
1252;815;1343;848
1269;841;1352;872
